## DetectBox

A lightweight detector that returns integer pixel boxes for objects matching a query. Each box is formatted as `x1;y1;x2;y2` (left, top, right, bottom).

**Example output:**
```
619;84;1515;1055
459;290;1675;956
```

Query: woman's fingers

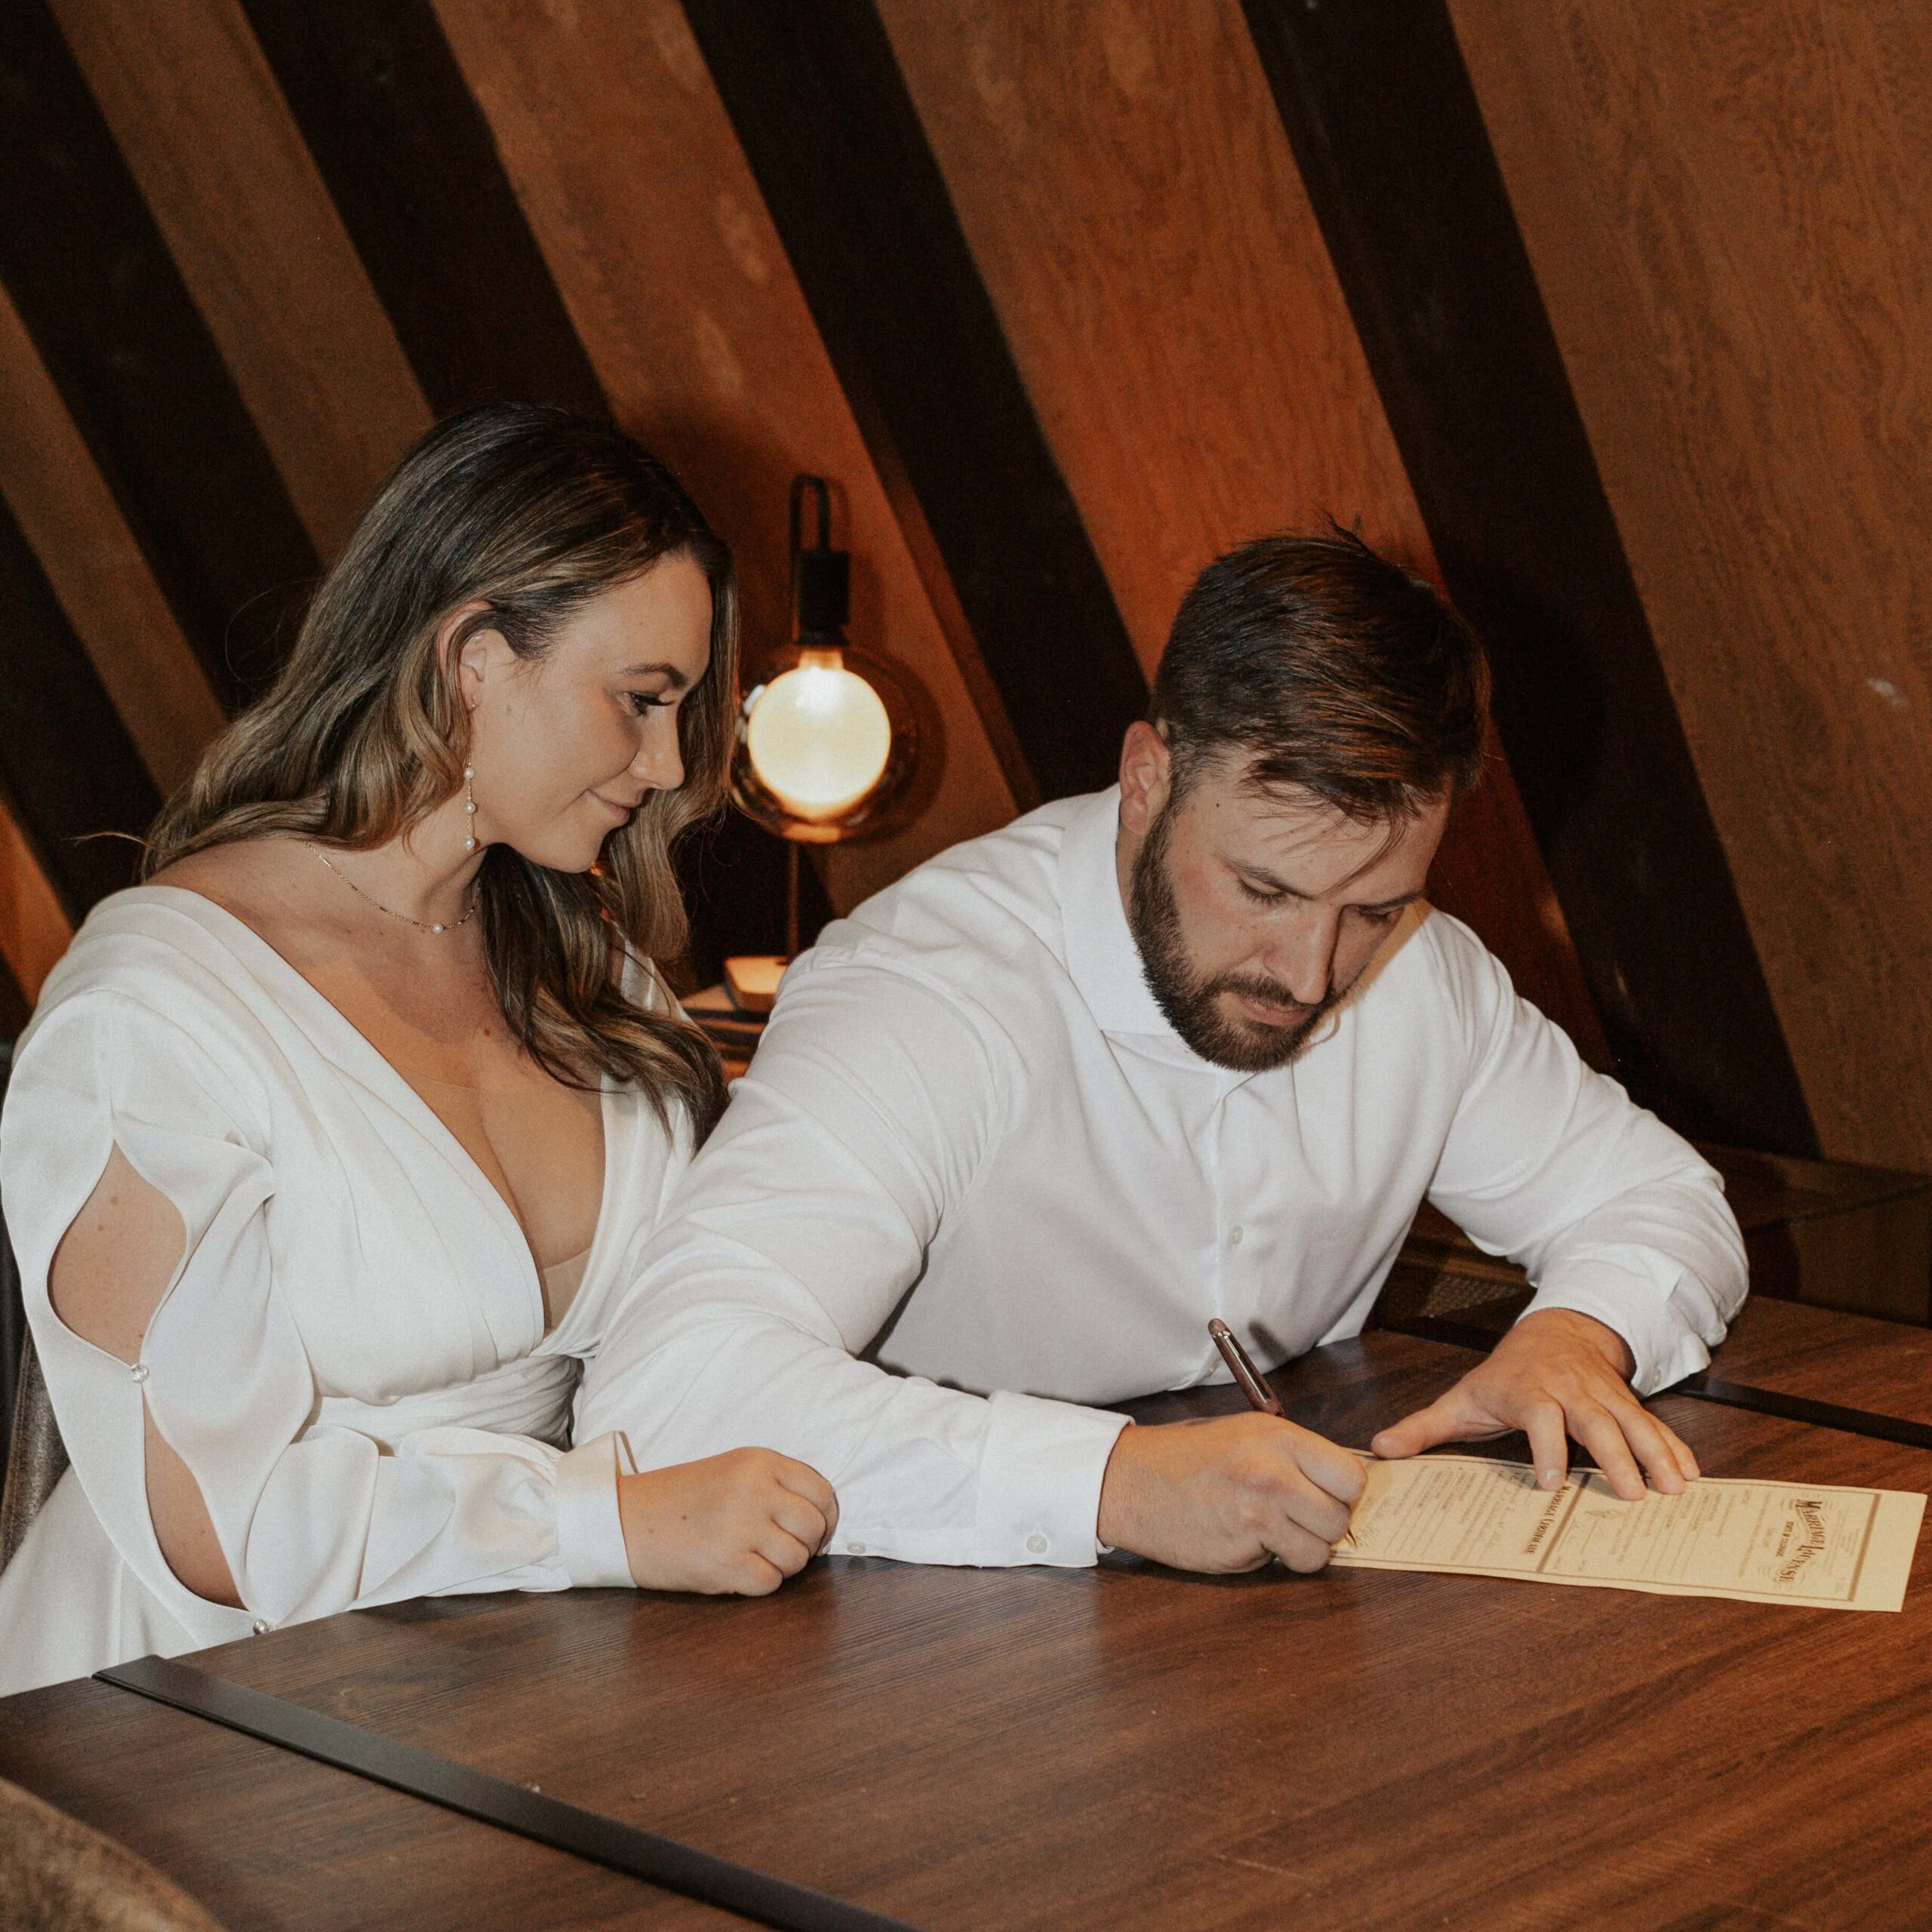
773;1457;840;1549
753;1526;815;1582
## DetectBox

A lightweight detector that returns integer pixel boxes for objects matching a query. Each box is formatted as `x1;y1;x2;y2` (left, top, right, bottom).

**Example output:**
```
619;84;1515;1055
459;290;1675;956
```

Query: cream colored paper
1330;1454;1925;1612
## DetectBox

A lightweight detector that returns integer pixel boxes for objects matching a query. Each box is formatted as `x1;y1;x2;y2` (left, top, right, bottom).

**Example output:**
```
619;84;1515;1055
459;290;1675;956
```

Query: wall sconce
724;475;918;1012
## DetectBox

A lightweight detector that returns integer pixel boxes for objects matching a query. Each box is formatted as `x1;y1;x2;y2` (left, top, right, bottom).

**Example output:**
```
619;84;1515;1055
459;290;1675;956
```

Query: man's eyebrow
618;660;690;690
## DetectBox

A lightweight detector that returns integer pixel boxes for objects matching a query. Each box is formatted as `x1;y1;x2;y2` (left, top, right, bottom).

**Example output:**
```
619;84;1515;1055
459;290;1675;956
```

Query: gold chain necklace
309;847;478;935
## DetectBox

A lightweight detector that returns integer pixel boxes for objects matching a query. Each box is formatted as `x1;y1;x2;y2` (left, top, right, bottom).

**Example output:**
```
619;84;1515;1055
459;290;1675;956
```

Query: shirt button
130;1363;150;1384
251;1619;271;1636
1025;1532;1049;1556
844;1541;867;1556
1229;1226;1244;1247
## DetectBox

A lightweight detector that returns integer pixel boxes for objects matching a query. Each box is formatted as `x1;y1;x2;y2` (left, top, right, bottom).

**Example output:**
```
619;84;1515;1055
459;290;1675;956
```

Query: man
581;532;1745;1580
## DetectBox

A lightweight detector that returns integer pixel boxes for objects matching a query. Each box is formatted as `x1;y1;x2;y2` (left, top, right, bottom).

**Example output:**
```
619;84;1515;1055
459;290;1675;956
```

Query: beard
1125;802;1341;1073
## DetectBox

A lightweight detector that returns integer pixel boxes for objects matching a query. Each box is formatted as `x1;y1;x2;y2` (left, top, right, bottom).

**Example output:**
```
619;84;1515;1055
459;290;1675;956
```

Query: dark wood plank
235;0;606;425
0;0;316;708
1237;0;1817;1158
0;278;225;795
0;491;162;915
679;0;1149;806
429;0;1024;928
875;0;1611;1067
5;1320;1930;1930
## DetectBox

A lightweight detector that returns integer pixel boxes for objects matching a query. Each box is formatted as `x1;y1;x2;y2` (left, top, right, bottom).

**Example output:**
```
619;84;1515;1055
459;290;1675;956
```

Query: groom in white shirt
583;531;1746;1579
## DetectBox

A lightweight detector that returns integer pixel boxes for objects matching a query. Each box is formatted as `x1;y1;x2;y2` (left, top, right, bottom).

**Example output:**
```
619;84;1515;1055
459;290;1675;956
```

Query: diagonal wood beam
1240;0;1816;1153
679;0;1149;805
0;491;160;916
0;0;317;709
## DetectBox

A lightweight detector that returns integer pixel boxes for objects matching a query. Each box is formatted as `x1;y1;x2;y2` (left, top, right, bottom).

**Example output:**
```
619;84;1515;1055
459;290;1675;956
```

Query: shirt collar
1058;787;1176;1039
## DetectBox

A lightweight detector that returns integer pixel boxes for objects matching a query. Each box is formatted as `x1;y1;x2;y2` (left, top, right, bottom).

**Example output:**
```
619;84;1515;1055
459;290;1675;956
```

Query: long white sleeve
5;992;632;1641
578;960;1129;1568
1424;934;1748;1392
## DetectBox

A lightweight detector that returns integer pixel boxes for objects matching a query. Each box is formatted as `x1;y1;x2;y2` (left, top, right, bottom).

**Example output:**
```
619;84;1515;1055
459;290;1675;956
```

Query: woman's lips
588;789;638;823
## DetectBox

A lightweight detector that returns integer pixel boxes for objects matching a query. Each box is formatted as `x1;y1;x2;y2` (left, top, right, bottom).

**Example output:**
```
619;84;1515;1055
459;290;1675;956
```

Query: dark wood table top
4;1295;1930;1931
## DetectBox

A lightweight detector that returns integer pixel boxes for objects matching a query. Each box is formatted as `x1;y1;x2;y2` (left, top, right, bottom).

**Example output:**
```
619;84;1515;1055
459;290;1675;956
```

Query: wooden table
5;1295;1931;1930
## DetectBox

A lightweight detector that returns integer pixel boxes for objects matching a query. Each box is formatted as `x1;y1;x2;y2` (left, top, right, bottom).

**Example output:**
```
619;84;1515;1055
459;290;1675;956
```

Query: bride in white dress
0;403;836;1694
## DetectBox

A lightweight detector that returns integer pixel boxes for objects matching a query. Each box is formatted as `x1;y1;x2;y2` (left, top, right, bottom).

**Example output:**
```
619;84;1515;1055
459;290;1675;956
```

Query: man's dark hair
1150;529;1490;818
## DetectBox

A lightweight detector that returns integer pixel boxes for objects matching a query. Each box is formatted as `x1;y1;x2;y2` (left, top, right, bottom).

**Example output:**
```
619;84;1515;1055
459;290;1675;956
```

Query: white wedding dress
0;887;691;1695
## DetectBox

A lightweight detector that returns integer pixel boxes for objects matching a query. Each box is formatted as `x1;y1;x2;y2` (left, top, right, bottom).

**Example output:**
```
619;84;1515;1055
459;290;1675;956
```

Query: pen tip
1208;1318;1230;1340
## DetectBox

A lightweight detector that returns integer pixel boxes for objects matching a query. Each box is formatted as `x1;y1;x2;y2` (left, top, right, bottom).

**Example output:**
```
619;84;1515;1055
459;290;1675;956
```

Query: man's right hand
1097;1416;1366;1573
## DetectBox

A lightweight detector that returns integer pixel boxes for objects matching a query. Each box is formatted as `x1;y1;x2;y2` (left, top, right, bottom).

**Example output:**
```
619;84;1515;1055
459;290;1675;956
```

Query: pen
1207;1318;1358;1552
1208;1317;1287;1419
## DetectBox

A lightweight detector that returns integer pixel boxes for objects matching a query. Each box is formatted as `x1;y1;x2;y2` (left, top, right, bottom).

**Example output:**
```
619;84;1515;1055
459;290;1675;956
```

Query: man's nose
1263;909;1337;1007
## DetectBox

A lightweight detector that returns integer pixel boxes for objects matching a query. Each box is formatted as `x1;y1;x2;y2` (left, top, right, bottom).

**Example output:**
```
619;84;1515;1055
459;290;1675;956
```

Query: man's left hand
1369;1309;1699;1500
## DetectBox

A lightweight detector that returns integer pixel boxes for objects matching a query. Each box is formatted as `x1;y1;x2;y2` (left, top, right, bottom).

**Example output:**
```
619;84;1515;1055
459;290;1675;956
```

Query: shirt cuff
1521;1260;1710;1395
971;1390;1131;1567
555;1430;637;1589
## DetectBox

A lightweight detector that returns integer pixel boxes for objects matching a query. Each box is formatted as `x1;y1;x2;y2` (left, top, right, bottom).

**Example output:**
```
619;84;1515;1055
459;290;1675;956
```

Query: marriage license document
1331;1454;1924;1612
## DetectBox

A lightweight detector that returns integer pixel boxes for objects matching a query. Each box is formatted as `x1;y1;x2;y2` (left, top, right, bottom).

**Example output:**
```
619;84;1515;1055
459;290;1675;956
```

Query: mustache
1209;976;1329;1018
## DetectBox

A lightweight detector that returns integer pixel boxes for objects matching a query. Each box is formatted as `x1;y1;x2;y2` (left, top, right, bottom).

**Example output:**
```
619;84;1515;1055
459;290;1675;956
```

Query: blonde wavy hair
147;403;735;1137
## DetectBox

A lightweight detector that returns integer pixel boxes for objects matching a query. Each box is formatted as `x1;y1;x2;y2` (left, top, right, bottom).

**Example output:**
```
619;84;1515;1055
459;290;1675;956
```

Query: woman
0;404;836;1694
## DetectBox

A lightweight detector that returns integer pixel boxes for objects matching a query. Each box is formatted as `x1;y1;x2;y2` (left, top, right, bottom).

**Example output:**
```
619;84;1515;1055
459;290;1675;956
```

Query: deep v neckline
131;886;616;1321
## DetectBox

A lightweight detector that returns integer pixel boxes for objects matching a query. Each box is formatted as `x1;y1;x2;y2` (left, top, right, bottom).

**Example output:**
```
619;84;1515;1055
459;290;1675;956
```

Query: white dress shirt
581;788;1746;1570
0;888;674;1694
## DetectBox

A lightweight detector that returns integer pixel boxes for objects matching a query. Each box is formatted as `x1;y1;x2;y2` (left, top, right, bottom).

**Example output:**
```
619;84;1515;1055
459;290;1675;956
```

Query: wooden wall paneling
1238;0;1817;1153
235;0;608;423
678;0;1150;807
0;282;224;796
0;494;162;915
1447;0;1932;1177
876;0;1608;1063
49;0;432;559
0;796;71;1016
428;0;1025;915
0;0;317;709
232;0;833;971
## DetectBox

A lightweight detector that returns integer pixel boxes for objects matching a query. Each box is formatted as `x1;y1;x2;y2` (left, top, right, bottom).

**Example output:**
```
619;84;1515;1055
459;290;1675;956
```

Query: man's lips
1229;987;1318;1028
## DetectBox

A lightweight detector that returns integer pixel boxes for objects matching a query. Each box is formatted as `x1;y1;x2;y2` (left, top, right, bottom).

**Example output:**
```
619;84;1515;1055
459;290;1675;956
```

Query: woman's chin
498;832;608;875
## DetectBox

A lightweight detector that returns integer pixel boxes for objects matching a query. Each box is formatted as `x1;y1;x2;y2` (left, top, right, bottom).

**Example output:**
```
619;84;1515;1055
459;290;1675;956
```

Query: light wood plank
429;0;1020;911
1452;0;1932;1173
0;794;72;1006
50;0;432;560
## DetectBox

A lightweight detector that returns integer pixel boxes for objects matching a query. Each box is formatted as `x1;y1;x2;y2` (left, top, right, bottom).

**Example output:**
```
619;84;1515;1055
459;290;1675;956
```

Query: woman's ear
437;599;506;714
1118;719;1173;837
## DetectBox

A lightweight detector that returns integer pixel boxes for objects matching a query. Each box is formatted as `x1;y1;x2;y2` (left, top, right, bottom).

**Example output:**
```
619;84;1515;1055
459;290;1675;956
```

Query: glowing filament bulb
745;655;892;822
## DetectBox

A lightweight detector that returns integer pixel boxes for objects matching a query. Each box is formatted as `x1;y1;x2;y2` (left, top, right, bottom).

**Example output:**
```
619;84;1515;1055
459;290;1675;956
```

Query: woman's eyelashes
622;689;676;716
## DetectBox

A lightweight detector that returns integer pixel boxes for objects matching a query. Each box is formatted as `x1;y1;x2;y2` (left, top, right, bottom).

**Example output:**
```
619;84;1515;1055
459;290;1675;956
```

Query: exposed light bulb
744;657;892;821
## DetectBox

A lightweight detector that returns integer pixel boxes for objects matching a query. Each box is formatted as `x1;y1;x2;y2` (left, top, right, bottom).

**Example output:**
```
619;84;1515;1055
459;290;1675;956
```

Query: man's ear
1118;720;1172;837
438;599;507;714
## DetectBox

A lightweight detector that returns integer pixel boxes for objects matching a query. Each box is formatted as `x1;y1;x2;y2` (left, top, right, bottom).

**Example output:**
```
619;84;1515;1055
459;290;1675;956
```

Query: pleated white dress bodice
0;888;692;1695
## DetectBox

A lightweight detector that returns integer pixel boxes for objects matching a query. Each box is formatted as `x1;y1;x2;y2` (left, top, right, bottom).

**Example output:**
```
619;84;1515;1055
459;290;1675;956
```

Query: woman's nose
631;712;684;792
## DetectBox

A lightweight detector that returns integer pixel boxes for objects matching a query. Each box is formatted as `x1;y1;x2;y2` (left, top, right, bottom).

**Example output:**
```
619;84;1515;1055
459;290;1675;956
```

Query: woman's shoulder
20;879;301;1084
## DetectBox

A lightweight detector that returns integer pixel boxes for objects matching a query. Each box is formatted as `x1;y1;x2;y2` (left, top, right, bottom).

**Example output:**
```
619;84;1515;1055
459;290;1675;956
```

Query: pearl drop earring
463;764;478;853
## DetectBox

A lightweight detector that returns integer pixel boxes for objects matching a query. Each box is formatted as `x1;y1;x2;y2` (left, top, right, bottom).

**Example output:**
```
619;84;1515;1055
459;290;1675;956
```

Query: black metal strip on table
97;1655;919;1932
1381;1315;1932;1452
